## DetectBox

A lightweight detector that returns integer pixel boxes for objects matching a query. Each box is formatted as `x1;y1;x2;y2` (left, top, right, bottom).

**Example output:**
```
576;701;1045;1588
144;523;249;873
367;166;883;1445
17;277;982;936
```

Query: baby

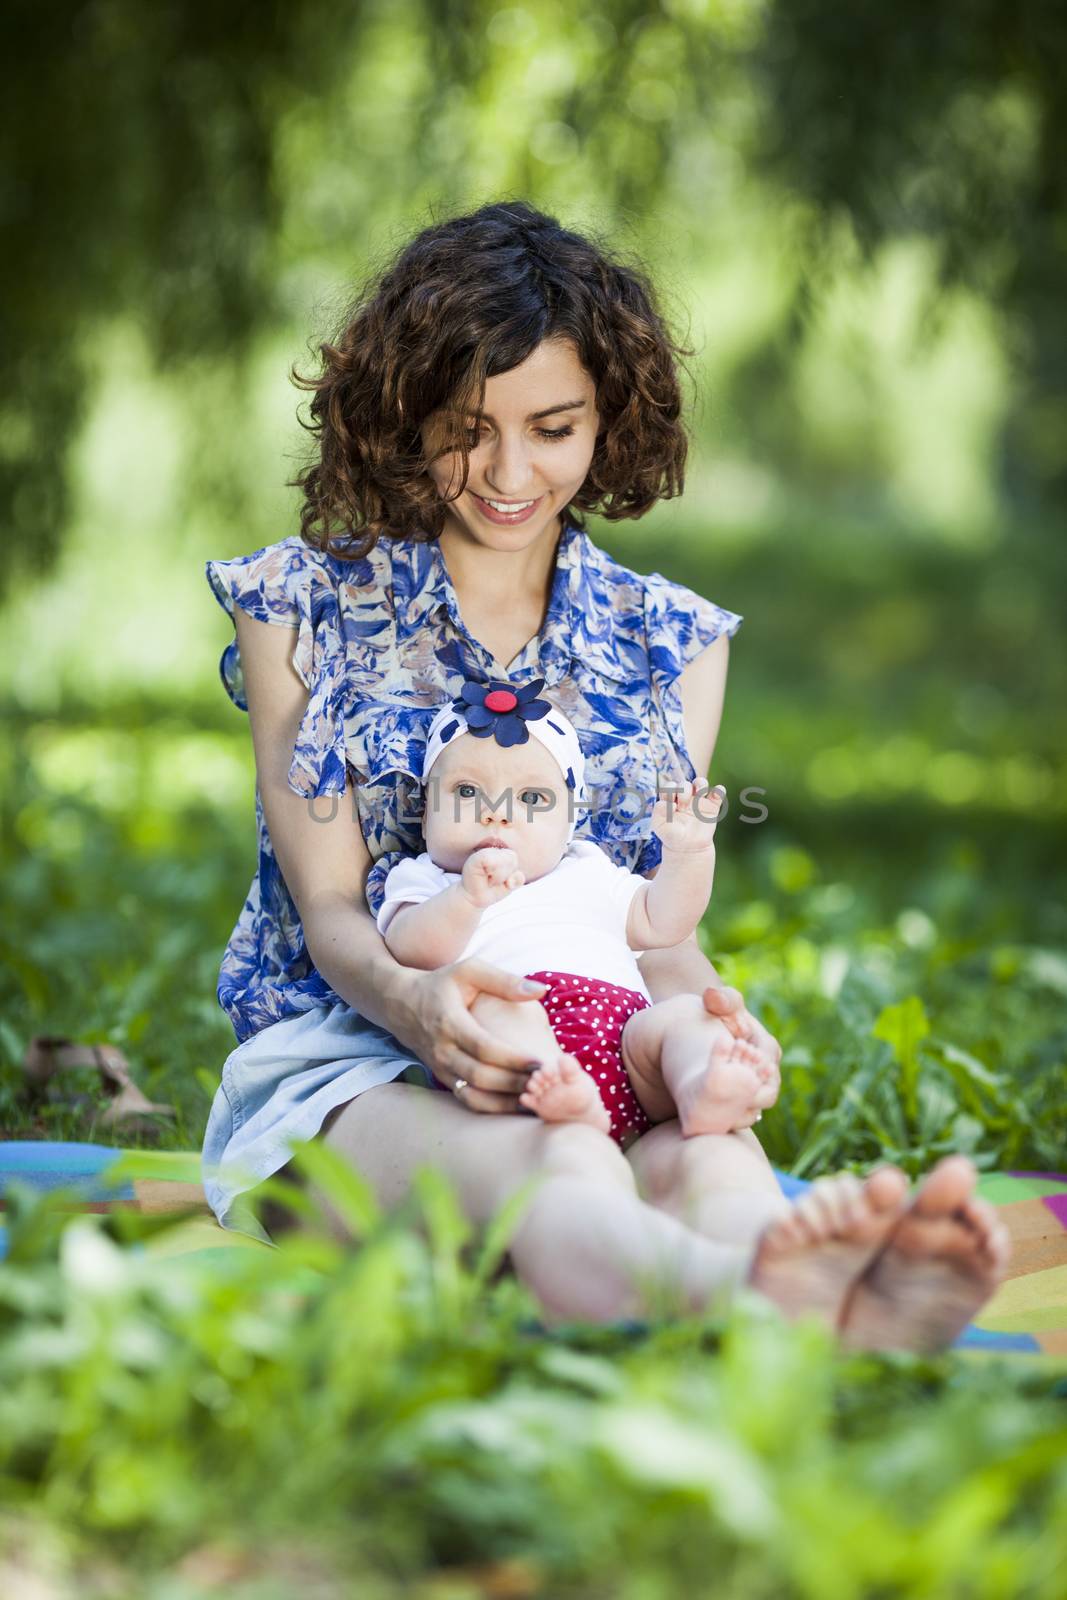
375;677;775;1150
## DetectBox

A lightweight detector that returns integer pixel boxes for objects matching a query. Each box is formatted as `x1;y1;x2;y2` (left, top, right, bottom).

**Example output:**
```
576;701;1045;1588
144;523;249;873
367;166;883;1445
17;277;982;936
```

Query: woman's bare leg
313;1081;753;1324
292;1082;1007;1348
625;1118;792;1250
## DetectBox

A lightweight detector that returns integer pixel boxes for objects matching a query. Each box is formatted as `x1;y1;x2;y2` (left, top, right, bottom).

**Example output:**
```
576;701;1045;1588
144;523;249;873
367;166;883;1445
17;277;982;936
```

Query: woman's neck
437;514;563;615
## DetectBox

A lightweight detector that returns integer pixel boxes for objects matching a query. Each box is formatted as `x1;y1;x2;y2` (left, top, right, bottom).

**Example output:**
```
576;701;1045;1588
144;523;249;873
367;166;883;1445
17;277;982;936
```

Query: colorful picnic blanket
2;1142;1065;1357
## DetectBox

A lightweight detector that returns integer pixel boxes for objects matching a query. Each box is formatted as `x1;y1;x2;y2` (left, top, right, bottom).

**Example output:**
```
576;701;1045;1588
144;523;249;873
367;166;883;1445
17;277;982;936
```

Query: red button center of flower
484;689;518;713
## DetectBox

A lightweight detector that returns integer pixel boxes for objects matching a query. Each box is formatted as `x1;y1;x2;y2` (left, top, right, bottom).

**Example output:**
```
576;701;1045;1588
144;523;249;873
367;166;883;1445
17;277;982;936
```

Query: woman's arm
636;633;782;1073
233;607;548;1111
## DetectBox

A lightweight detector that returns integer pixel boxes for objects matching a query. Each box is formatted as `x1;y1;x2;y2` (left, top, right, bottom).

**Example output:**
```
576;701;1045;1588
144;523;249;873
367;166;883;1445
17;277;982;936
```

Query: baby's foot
838;1155;1012;1353
747;1166;911;1330
519;1053;611;1136
675;1028;770;1137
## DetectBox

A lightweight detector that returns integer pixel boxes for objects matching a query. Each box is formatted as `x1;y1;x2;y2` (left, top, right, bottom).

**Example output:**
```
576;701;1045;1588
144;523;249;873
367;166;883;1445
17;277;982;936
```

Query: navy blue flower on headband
449;676;552;748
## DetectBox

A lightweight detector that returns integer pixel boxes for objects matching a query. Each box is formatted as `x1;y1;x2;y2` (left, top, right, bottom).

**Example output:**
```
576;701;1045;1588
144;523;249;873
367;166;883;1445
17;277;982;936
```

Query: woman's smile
468;490;545;525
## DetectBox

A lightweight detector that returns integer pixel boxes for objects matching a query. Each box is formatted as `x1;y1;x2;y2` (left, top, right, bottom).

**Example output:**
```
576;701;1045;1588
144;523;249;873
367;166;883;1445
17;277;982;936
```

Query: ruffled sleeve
643;571;743;695
205;537;349;799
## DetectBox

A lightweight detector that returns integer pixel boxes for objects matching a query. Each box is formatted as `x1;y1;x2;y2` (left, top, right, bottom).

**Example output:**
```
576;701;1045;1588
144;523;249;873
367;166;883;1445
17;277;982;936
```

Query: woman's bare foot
837;1155;1012;1353
519;1053;611;1136
747;1165;911;1330
674;1028;770;1137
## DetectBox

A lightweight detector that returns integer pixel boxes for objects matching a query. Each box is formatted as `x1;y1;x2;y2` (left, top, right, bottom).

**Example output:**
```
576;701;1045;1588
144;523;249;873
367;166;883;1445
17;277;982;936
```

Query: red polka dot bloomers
432;968;654;1147
527;969;655;1146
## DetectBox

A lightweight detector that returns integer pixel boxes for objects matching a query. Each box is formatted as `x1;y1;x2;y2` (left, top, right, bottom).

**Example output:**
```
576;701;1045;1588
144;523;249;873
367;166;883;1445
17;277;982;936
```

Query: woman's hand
391;959;548;1114
702;984;782;1116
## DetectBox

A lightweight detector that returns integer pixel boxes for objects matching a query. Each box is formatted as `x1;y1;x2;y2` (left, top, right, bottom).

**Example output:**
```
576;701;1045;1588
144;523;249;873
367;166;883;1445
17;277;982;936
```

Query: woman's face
421;337;600;553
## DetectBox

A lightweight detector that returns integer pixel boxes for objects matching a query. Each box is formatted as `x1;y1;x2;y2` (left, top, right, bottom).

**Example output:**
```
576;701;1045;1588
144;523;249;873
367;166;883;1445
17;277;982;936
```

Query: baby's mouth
471;837;507;852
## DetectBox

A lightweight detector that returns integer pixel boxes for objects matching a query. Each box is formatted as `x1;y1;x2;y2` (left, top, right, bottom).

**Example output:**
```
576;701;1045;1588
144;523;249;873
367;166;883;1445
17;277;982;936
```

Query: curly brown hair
290;199;694;559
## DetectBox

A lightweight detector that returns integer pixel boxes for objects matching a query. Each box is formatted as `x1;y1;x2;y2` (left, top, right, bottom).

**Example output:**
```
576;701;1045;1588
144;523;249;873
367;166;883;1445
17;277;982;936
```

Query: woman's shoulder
575;528;743;673
204;532;401;745
579;531;733;618
205;534;391;625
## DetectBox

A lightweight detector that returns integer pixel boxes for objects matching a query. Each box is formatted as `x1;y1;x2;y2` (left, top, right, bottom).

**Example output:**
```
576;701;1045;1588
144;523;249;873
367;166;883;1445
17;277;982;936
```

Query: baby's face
424;732;572;882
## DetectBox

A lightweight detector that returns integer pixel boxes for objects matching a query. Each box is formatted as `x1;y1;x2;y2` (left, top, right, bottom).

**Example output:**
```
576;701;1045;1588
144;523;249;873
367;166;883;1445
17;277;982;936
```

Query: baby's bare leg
622;995;771;1137
471;994;608;1132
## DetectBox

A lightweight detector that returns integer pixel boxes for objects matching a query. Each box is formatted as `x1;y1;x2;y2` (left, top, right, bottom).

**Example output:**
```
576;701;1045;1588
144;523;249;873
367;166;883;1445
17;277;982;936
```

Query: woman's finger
449;1078;527;1116
437;962;551;1072
443;1043;539;1098
446;1010;551;1077
703;984;745;1016
453;958;548;1004
701;985;747;1040
748;1017;784;1065
436;1009;546;1074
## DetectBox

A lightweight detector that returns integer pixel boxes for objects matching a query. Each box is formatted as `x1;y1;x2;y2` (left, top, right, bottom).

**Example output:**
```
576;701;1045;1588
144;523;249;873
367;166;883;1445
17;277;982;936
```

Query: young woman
201;199;1009;1347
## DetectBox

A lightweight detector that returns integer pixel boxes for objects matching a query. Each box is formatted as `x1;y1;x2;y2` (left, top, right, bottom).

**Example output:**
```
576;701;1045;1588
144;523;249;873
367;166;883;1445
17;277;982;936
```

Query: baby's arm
383;847;524;970
625;780;724;950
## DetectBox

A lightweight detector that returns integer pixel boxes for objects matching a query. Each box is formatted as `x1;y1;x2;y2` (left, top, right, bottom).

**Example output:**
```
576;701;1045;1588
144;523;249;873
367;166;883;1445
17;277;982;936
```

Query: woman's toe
961;1195;998;1235
913;1154;978;1216
866;1165;910;1211
813;1174;862;1232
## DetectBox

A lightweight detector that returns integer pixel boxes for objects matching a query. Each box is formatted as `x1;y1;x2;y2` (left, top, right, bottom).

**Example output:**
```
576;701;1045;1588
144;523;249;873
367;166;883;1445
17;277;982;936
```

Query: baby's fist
462;845;525;907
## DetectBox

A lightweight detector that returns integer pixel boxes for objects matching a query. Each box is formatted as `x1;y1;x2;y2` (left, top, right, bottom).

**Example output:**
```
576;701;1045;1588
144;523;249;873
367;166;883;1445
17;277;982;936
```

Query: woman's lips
469;491;544;525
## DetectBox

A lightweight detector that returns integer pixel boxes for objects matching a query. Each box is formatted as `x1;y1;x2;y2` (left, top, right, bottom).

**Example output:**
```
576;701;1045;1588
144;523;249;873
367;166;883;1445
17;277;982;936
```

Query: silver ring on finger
453;1078;469;1095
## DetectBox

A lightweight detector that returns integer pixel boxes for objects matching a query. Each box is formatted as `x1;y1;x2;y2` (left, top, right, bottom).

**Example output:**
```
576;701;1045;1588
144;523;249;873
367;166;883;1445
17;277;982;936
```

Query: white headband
421;677;586;840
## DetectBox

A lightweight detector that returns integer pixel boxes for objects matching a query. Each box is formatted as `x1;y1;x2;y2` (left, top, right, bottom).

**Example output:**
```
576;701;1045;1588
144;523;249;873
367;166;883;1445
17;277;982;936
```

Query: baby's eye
519;788;549;806
456;782;478;799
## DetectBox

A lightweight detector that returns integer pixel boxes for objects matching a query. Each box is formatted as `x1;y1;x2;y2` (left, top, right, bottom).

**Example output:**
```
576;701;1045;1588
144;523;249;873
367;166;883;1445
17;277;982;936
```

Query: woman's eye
459;425;575;448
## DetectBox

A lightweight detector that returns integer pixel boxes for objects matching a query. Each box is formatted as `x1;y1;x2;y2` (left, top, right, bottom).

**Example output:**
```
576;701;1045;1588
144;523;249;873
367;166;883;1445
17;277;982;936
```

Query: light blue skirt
201;1002;436;1244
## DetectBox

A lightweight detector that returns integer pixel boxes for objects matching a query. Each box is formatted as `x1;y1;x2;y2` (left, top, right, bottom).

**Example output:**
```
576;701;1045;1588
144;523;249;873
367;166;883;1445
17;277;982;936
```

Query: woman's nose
485;436;537;498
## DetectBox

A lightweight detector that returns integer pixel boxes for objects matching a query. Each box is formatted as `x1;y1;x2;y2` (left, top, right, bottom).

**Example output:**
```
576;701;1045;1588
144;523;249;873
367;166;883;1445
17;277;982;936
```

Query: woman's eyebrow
470;398;587;421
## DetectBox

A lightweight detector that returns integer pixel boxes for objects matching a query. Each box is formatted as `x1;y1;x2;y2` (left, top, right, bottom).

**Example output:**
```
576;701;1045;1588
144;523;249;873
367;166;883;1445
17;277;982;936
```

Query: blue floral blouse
206;520;743;1043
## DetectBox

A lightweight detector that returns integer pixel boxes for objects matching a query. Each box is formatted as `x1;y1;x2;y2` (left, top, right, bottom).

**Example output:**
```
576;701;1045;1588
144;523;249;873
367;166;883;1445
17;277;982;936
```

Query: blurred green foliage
2;1156;1067;1598
4;0;1065;594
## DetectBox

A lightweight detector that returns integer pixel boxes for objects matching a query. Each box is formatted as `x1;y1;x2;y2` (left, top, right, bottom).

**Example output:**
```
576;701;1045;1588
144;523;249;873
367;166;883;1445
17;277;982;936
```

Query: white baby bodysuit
376;838;652;999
